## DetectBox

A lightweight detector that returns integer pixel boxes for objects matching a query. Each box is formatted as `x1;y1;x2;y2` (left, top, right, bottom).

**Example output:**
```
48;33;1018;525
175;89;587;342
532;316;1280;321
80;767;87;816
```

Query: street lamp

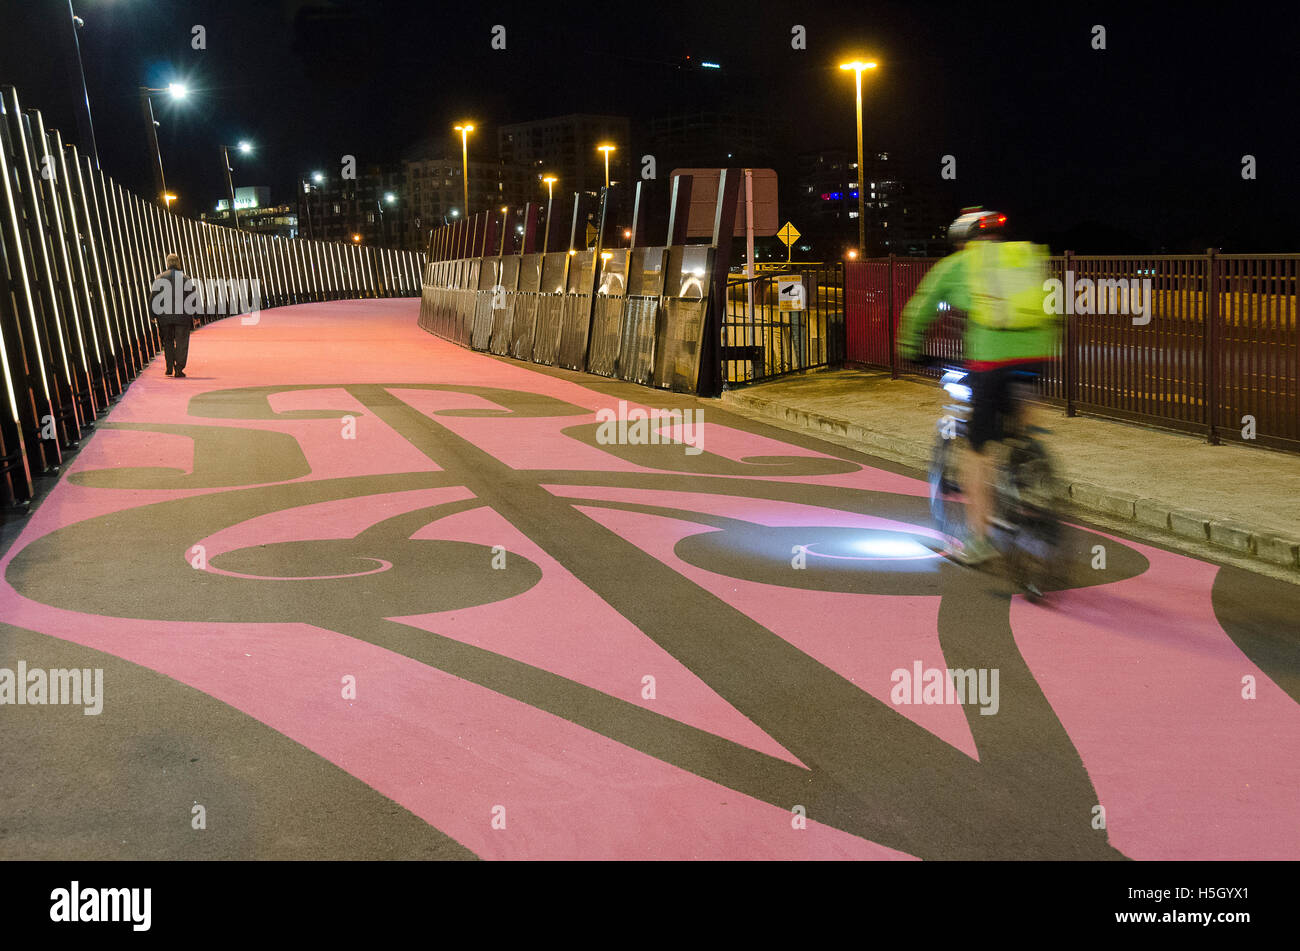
542;175;557;254
140;83;188;205
454;122;475;217
163;194;178;208
596;144;616;188
219;141;254;230
839;59;878;257
67;3;99;167
499;205;509;256
301;172;327;240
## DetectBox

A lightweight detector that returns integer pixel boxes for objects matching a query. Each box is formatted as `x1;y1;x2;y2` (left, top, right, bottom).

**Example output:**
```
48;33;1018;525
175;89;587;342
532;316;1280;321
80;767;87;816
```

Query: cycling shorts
968;363;1042;451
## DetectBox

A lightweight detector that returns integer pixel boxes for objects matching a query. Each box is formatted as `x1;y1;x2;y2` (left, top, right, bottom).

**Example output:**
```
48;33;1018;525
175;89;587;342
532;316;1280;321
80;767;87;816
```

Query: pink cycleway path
1;298;1296;859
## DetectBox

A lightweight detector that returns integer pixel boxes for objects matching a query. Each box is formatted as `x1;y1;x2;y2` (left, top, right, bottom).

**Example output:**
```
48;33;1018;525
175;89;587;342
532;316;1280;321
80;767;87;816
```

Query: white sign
778;278;805;311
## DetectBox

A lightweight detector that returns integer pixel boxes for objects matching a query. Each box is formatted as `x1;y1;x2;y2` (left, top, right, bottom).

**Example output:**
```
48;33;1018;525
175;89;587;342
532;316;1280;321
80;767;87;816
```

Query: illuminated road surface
2;298;1296;860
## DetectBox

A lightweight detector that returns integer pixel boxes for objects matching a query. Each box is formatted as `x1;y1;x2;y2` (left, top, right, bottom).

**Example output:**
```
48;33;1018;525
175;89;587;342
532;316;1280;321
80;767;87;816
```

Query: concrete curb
723;390;1300;572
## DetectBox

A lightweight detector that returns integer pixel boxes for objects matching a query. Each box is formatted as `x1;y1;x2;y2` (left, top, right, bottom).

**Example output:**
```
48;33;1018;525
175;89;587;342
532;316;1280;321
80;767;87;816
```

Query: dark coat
150;267;198;325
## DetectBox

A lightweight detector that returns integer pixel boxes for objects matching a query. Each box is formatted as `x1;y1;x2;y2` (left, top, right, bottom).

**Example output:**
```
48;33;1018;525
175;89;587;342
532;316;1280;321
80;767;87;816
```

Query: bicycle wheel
928;431;969;543
1004;437;1064;596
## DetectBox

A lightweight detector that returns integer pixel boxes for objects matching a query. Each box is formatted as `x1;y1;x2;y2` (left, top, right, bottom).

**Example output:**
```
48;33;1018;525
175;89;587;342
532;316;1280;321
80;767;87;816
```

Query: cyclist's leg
962;368;1002;546
1006;363;1045;436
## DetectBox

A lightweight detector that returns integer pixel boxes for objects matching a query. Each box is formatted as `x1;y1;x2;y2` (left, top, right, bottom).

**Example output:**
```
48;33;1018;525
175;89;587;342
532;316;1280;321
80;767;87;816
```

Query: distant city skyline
2;0;1292;252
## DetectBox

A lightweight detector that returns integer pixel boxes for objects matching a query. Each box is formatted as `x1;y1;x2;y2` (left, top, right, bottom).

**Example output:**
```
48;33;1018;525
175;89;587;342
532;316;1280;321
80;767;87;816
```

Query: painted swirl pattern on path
2;298;1297;860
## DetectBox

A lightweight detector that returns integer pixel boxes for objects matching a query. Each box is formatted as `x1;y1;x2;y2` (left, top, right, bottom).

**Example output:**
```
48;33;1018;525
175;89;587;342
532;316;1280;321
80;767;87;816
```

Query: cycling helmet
948;207;1007;247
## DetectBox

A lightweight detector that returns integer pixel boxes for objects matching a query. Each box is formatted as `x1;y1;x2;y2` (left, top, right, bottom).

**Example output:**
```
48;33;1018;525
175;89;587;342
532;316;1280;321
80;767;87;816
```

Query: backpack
966;241;1051;330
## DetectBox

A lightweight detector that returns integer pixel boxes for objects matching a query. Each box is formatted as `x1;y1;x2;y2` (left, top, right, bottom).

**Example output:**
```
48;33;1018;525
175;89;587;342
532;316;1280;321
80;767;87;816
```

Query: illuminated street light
312;171;324;184
219;142;254;230
352;233;362;243
839;59;878;256
384;192;396;204
598;142;618;189
542;175;558;254
454;122;475;216
139;82;191;205
163;193;178;208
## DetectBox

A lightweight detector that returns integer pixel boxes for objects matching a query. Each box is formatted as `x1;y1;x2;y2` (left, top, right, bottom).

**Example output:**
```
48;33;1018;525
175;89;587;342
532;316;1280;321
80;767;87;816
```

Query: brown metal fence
845;252;1300;452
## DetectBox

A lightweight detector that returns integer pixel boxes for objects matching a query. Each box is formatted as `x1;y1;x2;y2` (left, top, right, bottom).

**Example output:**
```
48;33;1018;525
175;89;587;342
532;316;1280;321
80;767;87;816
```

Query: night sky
2;0;1295;252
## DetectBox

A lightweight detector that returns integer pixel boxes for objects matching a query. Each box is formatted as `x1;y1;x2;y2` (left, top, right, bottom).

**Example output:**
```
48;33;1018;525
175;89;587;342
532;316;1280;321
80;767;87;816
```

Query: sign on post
777;221;801;263
778;277;806;311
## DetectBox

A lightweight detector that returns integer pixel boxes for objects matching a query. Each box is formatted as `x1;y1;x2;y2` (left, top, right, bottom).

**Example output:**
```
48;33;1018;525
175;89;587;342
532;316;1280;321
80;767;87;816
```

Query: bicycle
927;363;1065;599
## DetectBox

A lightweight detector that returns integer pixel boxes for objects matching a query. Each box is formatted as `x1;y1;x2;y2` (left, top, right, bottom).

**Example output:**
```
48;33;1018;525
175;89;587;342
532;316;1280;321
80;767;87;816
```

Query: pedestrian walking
150;253;199;378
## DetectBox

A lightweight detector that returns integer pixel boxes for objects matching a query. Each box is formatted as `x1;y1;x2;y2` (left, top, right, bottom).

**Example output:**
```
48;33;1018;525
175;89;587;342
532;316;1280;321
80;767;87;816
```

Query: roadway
1;298;1296;860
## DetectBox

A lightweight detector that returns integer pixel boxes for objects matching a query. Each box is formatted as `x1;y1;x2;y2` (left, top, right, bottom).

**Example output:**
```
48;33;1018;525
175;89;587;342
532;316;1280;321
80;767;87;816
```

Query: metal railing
845;253;1300;452
723;264;844;385
0;85;426;507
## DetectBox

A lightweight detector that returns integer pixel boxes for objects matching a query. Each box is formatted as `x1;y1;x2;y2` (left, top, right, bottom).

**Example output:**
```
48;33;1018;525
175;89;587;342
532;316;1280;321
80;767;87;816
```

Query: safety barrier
0;85;426;506
418;243;716;396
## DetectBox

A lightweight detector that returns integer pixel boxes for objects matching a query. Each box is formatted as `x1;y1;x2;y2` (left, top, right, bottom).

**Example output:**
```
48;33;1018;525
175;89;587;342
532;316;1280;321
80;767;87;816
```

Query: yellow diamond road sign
777;222;801;247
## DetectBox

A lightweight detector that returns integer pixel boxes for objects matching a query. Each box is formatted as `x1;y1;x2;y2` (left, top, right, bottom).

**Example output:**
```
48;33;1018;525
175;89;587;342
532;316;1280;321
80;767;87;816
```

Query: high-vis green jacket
898;241;1059;370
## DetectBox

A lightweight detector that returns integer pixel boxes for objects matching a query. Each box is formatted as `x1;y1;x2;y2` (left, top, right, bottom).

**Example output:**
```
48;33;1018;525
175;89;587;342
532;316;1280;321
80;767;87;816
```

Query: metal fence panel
585;295;623;377
531;295;565;366
653;298;707;393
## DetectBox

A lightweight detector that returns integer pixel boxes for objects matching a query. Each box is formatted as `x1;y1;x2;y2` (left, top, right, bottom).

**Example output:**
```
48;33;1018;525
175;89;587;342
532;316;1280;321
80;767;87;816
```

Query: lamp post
300;180;314;239
382;191;396;247
219;141;253;230
597;144;616;188
140;83;187;205
67;3;99;168
454;123;474;217
499;205;509;256
310;171;324;240
839;59;878;257
542;175;557;254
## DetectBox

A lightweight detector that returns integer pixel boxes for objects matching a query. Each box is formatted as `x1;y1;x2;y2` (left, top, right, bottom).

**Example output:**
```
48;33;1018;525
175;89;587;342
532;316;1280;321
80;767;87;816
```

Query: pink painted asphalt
2;298;1297;859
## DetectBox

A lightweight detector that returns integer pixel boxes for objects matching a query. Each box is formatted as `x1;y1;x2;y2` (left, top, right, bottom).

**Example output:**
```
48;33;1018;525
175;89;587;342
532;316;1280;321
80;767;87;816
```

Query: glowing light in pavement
802;531;939;562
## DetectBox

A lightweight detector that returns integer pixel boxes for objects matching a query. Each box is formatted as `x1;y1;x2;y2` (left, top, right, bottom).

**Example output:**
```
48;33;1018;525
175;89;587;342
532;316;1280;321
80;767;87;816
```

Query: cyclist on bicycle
898;208;1058;566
